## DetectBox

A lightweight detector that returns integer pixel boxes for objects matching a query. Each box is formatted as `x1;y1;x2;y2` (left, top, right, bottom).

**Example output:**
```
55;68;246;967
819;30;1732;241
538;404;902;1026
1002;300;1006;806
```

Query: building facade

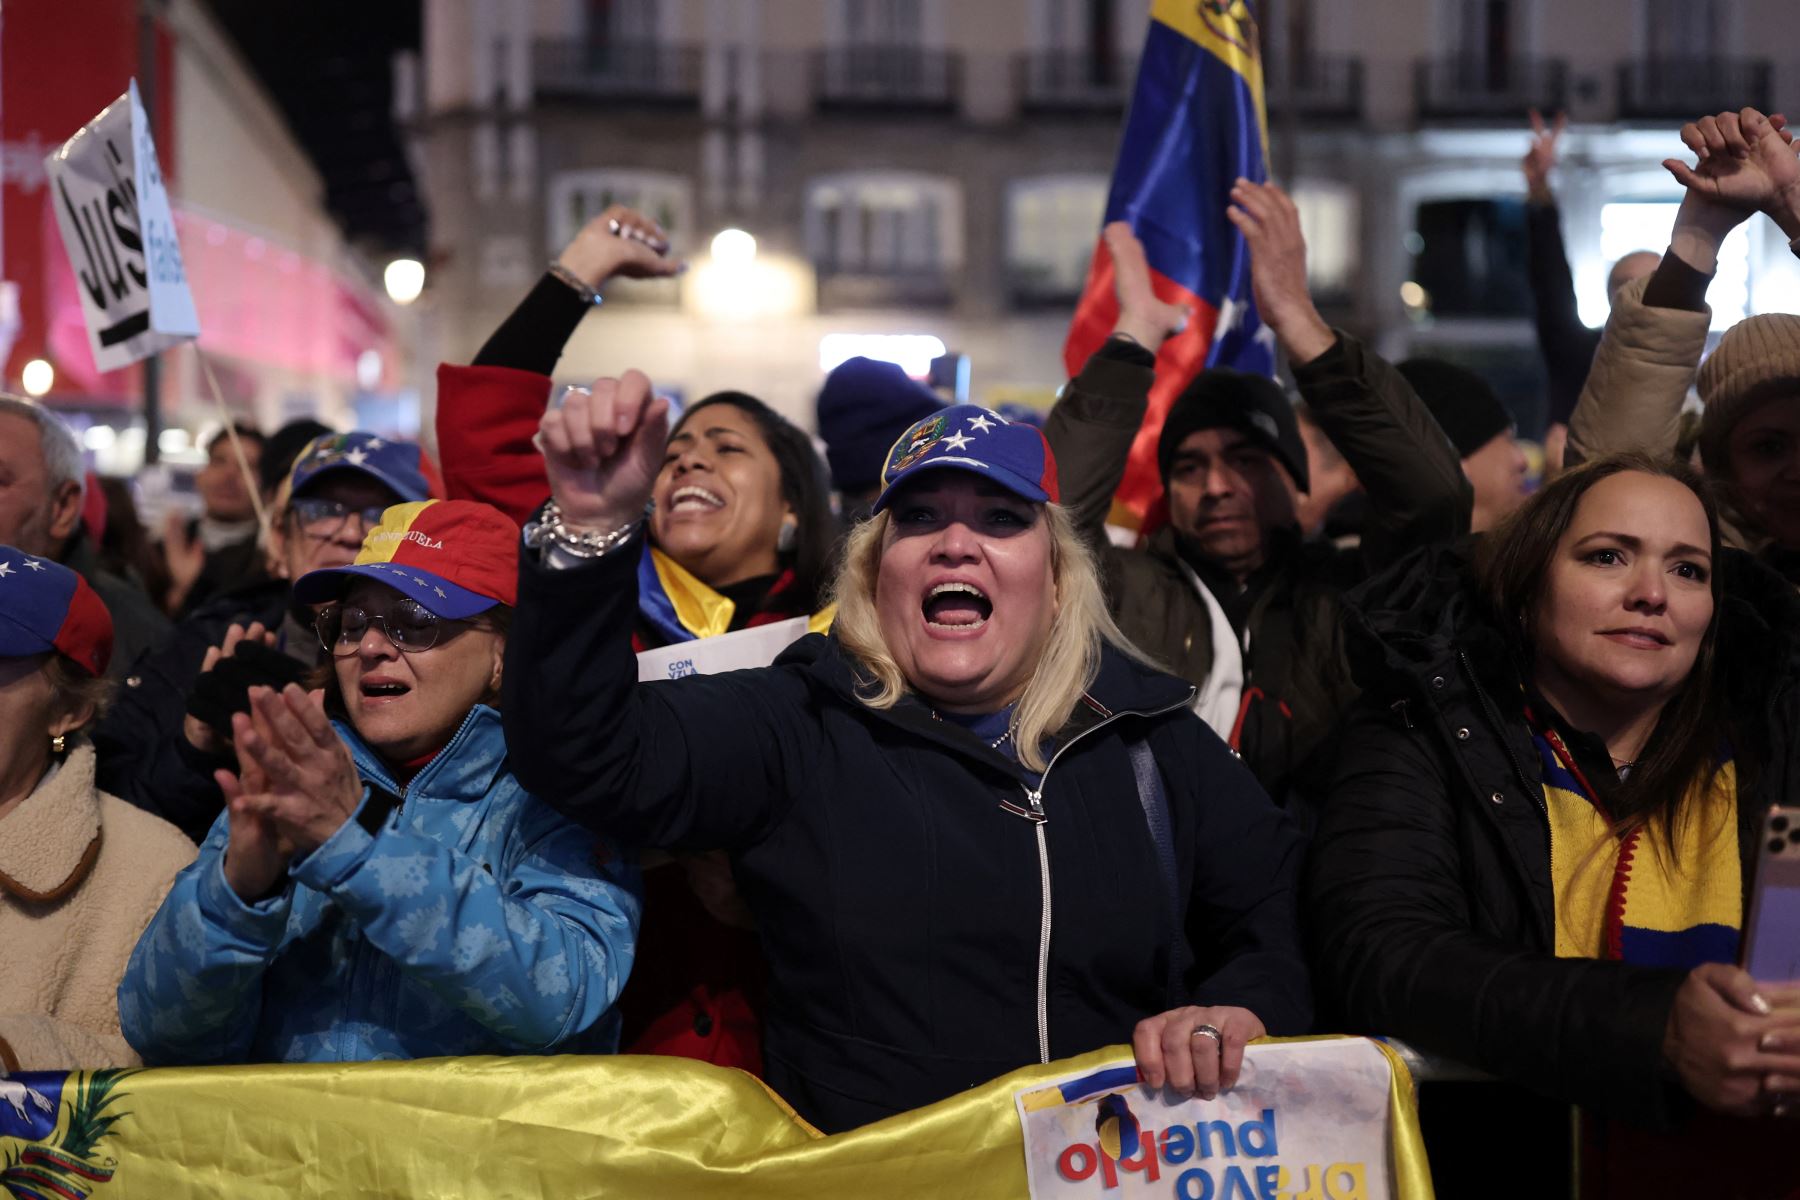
412;0;1800;435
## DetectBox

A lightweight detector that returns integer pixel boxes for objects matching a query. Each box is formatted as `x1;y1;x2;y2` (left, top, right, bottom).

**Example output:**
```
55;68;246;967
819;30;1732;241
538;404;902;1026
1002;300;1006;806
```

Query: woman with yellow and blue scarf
1309;451;1800;1199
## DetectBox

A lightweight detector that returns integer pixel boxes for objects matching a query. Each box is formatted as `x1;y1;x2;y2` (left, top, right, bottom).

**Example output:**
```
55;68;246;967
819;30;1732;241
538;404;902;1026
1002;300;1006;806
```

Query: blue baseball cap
0;546;114;677
287;432;432;503
871;404;1061;513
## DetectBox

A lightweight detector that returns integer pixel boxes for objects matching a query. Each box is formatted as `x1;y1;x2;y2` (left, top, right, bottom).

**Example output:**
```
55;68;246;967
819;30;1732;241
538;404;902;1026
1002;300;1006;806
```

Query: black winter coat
503;533;1311;1133
92;577;318;842
1307;538;1800;1129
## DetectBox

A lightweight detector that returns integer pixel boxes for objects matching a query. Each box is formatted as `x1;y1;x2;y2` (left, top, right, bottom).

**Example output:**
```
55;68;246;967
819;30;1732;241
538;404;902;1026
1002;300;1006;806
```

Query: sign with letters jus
45;79;199;371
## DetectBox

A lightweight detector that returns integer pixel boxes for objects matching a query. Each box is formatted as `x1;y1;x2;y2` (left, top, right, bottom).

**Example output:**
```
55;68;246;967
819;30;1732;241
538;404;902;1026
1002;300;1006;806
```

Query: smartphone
1743;805;1800;983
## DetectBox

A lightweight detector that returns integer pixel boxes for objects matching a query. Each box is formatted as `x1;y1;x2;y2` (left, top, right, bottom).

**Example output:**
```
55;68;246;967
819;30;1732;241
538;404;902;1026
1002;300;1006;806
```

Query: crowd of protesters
2;104;1798;1197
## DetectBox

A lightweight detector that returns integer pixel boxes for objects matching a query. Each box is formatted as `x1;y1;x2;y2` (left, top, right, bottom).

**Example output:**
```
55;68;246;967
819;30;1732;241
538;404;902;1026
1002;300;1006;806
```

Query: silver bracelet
546;261;603;306
523;500;646;559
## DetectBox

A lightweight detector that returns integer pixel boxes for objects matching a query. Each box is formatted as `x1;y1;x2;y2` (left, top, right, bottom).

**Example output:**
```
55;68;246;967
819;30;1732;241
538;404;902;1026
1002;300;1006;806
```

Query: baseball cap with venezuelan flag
871;404;1060;514
287;432;433;503
293;500;518;618
0;545;114;677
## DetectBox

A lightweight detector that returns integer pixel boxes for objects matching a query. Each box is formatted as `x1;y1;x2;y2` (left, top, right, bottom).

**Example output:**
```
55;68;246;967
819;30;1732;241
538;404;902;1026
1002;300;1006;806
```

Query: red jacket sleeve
436;363;555;526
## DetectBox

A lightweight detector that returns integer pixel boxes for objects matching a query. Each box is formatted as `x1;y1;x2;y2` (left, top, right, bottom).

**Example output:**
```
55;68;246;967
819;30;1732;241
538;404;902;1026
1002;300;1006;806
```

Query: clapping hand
537;370;670;534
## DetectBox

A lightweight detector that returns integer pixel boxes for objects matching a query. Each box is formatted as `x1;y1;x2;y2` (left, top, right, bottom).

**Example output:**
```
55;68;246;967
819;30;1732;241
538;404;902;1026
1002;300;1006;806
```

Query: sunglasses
315;599;458;657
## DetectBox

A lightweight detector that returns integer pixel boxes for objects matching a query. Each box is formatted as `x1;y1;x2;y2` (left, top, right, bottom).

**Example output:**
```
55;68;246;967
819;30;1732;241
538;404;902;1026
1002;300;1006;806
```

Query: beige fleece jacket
0;743;196;1071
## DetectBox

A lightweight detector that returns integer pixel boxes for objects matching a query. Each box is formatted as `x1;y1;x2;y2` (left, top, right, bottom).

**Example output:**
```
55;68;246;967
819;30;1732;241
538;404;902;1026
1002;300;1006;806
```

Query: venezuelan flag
1063;0;1275;529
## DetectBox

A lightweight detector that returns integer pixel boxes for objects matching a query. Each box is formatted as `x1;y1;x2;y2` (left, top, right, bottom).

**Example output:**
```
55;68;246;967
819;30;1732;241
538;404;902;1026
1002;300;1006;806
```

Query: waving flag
1063;0;1275;529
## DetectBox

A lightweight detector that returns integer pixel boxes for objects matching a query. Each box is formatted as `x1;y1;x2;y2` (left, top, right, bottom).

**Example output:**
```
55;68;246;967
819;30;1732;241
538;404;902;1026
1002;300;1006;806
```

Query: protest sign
636;616;812;682
44;79;198;371
1017;1039;1426;1200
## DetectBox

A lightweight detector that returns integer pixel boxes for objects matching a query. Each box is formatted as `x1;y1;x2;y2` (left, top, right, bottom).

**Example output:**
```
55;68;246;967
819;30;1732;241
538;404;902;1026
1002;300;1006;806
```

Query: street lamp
710;228;757;266
384;258;426;305
21;358;54;397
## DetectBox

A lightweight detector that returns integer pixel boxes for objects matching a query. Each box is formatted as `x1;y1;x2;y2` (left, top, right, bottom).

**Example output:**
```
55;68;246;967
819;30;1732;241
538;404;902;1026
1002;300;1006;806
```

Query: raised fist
537;370;670;533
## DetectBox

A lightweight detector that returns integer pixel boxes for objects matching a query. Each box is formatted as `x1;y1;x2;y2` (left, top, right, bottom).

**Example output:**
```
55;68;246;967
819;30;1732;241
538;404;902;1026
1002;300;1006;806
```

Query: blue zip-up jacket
118;705;641;1064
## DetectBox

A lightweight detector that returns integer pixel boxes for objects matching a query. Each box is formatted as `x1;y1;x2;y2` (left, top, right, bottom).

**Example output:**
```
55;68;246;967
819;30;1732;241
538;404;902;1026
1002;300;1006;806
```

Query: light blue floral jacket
118;705;641;1064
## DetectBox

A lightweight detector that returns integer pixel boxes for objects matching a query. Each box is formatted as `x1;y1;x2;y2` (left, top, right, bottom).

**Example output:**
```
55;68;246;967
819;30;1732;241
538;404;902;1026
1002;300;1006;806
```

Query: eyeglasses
290;497;390;539
315;600;451;657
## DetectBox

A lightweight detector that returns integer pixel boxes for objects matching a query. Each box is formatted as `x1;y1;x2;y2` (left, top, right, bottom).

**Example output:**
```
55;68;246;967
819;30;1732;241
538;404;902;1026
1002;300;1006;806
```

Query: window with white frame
546;169;691;256
1006;176;1107;300
805;173;963;276
1290;180;1359;300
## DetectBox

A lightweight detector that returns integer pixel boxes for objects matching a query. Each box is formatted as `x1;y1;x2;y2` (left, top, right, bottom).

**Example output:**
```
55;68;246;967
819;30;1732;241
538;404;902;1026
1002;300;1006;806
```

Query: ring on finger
1190;1023;1223;1045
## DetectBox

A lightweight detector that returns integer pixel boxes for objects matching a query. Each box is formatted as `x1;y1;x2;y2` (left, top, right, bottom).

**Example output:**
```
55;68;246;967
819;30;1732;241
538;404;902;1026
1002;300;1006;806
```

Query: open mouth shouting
922;580;994;632
666;485;727;517
358;676;413;705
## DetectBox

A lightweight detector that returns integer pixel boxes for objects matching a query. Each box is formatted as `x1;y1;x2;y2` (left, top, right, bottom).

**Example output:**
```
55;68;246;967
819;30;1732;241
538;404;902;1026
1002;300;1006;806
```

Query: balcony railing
1414;56;1567;120
1617;57;1772;119
811;47;960;112
1264;55;1364;121
1016;51;1135;113
532;39;703;106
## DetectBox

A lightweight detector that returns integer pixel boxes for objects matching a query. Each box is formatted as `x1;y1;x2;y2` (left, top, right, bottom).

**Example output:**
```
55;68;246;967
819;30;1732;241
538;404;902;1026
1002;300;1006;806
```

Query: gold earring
50;733;67;754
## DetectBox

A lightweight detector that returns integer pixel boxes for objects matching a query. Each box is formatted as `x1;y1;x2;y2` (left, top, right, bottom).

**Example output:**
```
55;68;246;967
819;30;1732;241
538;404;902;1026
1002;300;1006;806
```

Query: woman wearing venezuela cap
0;548;194;1069
505;372;1310;1133
118;501;641;1064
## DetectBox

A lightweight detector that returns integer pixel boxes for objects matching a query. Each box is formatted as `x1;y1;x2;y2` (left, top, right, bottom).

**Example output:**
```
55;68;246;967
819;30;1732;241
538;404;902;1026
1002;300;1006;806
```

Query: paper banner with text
636;616;812;682
1017;1038;1431;1200
0;1040;1430;1199
44;79;199;371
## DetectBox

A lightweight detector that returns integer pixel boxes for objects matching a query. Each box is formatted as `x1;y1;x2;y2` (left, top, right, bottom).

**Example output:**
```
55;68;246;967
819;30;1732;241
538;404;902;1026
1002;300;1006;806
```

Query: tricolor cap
0;546;114;677
288;432;432;504
871;404;1060;514
293;500;519;618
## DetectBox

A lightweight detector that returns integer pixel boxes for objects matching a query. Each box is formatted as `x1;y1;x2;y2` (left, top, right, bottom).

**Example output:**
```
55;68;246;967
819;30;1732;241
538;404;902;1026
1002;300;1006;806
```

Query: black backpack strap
1127;735;1190;1006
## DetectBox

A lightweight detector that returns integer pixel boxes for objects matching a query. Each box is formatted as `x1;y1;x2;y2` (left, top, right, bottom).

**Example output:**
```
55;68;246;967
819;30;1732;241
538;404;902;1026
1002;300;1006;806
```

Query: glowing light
83;425;117;451
158;428;191;455
710;228;757;266
357;349;384;390
384;258;426;305
1399;281;1428;309
21;358;53;397
818;334;947;379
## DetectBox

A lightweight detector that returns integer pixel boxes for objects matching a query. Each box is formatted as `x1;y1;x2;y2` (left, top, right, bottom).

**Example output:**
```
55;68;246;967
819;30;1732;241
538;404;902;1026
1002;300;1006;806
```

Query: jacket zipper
1017;690;1195;1064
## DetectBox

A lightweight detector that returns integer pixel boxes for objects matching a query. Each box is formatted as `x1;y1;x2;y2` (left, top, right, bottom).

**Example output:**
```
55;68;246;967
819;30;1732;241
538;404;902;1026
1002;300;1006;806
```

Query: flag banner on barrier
0;1039;1431;1199
44;79;199;372
1017;1039;1422;1200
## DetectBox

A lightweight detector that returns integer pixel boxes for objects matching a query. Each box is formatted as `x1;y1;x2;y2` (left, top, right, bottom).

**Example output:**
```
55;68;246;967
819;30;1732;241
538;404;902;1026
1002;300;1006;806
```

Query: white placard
44;79;199;371
635;617;812;683
1016;1040;1399;1200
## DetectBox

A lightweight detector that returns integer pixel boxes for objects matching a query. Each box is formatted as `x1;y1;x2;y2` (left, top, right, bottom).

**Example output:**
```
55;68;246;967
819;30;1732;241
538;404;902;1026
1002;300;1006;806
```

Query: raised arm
438;208;683;524
1520;110;1602;428
502;372;822;852
1227;180;1471;566
1568;107;1799;466
1044;224;1189;544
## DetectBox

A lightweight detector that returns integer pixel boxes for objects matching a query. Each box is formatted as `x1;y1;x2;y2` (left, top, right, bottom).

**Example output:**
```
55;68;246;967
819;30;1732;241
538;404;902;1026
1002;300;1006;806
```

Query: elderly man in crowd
0;396;170;678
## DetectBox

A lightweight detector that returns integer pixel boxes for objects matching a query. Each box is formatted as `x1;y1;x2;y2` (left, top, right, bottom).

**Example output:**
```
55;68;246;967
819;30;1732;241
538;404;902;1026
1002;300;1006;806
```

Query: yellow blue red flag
1063;0;1274;529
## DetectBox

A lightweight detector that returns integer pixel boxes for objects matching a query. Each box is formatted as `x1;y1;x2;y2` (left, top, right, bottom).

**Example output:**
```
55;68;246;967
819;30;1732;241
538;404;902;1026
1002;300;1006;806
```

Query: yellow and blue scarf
1531;715;1741;967
636;545;835;646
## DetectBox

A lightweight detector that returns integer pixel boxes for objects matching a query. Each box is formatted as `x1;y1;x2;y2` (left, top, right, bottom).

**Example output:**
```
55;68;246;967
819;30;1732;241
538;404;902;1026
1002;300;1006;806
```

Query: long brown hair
1477;452;1727;840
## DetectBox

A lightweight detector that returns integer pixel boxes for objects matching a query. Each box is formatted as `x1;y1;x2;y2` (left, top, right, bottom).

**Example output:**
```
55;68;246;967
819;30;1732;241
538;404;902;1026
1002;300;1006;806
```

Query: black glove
186;641;315;742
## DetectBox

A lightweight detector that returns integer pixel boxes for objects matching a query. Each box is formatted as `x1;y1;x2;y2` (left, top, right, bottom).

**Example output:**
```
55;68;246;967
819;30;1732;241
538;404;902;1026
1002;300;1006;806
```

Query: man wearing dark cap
93;432;436;840
1048;183;1470;813
815;356;944;519
1397;358;1529;532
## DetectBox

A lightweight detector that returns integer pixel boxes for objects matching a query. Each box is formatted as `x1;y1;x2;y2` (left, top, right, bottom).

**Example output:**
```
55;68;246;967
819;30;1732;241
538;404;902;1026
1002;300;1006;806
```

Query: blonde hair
829;502;1152;771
